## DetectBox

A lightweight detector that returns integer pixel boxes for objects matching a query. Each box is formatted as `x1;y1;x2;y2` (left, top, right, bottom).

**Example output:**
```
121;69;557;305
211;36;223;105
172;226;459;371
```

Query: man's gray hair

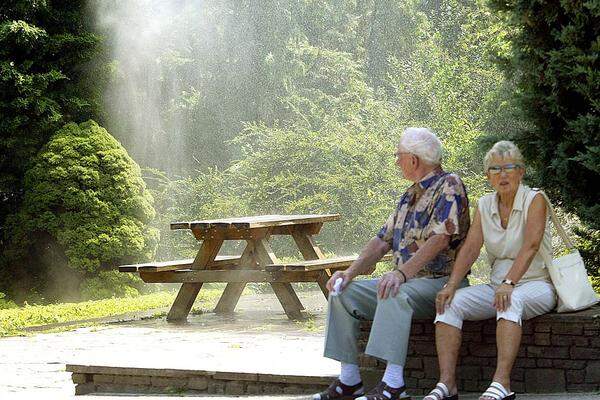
483;140;525;171
398;127;443;165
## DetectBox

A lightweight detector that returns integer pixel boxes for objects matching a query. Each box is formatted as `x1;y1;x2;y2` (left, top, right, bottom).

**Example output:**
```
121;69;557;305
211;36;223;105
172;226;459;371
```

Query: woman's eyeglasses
487;164;523;175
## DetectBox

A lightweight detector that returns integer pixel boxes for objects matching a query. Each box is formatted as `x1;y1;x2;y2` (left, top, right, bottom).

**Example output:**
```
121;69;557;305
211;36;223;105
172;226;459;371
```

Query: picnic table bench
119;214;392;321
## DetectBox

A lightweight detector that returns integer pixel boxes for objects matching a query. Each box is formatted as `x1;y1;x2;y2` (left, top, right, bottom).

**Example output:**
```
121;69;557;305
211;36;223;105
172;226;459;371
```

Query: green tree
0;1;103;230
2;121;158;302
488;0;600;279
95;0;373;175
146;1;517;259
383;0;515;198
228;41;405;251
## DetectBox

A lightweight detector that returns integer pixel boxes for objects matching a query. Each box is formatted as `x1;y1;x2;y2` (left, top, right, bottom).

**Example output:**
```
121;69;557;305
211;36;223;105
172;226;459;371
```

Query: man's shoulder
440;171;465;185
437;171;467;193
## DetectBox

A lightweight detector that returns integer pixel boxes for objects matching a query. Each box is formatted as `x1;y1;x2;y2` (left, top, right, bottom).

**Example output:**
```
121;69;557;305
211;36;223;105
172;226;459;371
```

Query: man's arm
325;236;391;292
377;233;450;299
396;233;450;279
346;236;391;278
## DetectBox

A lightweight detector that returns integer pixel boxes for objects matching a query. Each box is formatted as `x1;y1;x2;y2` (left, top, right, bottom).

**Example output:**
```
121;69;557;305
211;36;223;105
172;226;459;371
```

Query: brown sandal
357;381;410;400
312;378;365;400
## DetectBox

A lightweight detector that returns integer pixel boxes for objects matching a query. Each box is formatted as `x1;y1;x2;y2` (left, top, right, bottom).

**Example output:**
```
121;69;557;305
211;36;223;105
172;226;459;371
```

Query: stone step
66;364;334;396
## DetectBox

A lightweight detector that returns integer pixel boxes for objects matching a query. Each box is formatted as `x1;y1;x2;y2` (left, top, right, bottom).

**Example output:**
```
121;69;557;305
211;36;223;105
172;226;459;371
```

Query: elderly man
313;128;470;400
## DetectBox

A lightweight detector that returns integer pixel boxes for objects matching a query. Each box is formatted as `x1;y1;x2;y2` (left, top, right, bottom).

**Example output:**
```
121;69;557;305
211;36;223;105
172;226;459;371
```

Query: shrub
2;120;159;302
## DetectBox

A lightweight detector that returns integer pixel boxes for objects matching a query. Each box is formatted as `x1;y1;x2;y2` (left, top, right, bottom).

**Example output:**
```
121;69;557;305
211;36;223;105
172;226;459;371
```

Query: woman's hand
494;283;514;311
436;282;458;314
377;270;405;299
326;270;353;293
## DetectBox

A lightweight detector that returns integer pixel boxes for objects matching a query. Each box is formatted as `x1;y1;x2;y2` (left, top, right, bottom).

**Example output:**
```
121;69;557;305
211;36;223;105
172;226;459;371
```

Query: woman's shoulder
520;185;544;207
477;192;495;209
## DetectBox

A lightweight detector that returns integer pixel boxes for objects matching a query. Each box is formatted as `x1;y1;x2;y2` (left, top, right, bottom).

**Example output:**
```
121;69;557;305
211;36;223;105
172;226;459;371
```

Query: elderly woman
422;141;556;400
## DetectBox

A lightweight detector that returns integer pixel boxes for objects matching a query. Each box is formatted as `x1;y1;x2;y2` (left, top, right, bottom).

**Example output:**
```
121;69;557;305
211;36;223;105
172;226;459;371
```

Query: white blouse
478;184;552;286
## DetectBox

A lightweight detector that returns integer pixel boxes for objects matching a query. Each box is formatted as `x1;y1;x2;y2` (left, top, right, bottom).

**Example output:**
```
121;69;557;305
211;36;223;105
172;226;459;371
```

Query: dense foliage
2;121;158;302
2;0;597;304
0;0;103;229
144;1;514;263
489;0;600;278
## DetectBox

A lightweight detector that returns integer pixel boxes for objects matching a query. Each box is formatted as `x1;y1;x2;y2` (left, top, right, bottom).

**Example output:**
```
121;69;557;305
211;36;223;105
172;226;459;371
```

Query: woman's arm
494;193;547;311
436;207;484;313
447;207;484;287
504;193;547;283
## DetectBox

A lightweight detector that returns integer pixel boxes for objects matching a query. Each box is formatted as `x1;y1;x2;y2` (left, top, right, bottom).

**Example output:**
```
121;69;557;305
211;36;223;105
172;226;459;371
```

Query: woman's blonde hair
483;140;525;171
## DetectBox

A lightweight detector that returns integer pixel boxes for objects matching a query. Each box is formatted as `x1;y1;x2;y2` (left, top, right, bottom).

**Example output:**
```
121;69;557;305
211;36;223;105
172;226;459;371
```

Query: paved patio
0;288;597;399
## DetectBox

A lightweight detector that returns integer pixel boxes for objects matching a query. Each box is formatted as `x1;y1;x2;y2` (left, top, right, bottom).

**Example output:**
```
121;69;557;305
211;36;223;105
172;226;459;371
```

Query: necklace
497;194;514;227
500;205;511;226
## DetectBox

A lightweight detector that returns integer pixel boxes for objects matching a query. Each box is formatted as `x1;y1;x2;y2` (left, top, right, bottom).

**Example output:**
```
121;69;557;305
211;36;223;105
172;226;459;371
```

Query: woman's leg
432;284;496;395
485;280;556;396
492;319;521;391
435;322;462;393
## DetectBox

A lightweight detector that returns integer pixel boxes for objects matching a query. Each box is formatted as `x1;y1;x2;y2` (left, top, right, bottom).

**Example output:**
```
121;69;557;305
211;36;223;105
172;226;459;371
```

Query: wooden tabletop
171;214;340;231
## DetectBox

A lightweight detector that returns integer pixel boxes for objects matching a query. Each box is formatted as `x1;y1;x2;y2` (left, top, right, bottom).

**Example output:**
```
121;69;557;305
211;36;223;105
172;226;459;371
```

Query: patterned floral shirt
377;167;470;278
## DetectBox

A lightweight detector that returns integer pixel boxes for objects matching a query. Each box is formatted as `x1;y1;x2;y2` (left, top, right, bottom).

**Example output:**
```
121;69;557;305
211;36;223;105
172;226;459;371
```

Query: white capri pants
434;280;556;328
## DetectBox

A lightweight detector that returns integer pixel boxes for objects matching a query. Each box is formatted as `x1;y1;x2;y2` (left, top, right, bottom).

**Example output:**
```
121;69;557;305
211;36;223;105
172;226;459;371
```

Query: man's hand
435;282;458;314
376;270;405;299
494;283;513;312
326;270;353;294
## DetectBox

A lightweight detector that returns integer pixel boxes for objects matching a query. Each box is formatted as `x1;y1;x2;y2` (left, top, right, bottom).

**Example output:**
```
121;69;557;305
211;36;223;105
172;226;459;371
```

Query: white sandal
423;382;458;400
479;382;515;400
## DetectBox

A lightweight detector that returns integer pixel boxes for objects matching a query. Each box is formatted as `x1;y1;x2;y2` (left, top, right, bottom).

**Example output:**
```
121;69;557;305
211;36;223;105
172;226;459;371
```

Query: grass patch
294;316;324;333
0;289;221;337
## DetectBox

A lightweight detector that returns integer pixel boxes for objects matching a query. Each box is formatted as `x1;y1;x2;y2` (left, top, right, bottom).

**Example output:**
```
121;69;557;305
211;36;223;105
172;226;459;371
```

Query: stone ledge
357;305;600;395
66;364;334;395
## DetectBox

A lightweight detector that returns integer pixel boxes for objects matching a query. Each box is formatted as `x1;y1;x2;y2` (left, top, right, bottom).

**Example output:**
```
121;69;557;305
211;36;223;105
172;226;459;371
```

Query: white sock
382;363;405;389
339;362;362;386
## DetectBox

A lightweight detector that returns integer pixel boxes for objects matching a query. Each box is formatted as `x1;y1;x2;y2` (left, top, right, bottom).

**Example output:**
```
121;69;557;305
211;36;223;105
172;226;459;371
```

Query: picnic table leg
167;283;203;322
291;231;325;260
316;270;331;299
214;242;256;314
292;230;331;300
270;283;304;320
280;282;305;310
214;283;246;314
167;237;224;322
254;238;305;319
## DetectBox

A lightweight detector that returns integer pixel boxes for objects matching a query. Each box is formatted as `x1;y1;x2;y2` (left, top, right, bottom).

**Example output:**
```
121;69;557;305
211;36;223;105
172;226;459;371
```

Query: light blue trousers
323;276;468;365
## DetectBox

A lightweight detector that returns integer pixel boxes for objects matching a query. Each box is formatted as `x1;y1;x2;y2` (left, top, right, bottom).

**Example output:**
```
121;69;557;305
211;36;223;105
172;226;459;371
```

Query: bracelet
396;269;408;283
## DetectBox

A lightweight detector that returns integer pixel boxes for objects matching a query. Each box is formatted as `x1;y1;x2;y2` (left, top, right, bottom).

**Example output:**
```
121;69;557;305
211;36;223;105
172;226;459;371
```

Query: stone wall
67;365;333;396
357;306;600;395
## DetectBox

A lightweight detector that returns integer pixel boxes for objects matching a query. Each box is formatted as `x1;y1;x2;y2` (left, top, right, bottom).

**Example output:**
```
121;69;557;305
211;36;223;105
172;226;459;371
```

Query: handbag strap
532;188;576;250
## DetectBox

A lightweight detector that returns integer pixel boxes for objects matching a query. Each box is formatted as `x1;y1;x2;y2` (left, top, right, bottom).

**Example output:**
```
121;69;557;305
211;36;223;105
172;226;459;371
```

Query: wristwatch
502;279;515;286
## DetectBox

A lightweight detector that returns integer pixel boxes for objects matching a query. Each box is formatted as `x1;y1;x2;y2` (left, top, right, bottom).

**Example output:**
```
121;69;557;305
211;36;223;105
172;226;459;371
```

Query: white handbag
537;190;599;313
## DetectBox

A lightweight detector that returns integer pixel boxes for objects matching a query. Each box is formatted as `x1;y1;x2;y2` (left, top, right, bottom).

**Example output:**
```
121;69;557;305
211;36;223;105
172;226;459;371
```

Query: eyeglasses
487;163;523;175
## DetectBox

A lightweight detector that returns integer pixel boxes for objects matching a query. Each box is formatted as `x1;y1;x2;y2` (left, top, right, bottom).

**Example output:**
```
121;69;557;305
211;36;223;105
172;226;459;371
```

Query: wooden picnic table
120;214;390;321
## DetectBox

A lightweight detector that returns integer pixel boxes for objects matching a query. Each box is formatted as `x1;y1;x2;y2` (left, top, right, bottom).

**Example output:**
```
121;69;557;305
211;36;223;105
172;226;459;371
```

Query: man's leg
365;277;458;365
314;280;379;400
324;279;379;364
357;277;463;399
